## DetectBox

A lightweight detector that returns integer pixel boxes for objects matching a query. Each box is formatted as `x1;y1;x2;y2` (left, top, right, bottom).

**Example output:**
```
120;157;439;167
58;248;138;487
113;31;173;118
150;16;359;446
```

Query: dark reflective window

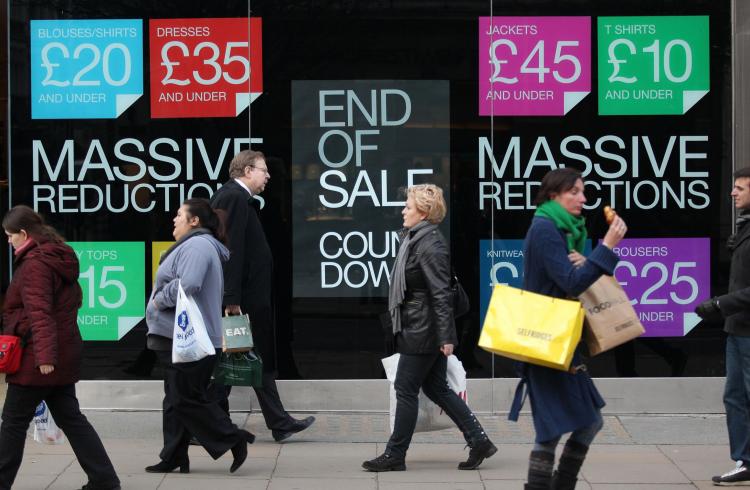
4;0;732;380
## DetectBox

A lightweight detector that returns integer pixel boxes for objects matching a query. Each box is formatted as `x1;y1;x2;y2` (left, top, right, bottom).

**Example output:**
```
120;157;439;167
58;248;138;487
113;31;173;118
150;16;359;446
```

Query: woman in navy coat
514;168;627;490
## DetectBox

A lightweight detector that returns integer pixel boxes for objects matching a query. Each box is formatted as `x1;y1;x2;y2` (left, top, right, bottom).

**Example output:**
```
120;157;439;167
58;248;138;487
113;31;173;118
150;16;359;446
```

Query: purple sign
611;238;709;337
478;16;591;116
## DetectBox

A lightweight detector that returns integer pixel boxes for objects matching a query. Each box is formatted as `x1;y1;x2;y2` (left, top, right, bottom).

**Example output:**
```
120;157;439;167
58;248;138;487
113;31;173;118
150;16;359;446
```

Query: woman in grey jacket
362;184;497;472
145;198;253;475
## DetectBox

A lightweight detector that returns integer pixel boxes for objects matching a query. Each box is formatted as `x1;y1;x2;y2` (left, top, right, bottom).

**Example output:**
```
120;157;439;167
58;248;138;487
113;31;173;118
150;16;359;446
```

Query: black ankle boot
526;450;554;489
552;440;589;490
458;414;497;470
229;429;254;473
144;457;189;473
458;438;498;470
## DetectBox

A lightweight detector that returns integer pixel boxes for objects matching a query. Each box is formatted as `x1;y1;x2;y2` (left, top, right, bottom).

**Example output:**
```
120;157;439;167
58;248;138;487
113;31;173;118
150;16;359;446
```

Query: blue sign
478;239;592;325
478;240;525;326
30;19;143;119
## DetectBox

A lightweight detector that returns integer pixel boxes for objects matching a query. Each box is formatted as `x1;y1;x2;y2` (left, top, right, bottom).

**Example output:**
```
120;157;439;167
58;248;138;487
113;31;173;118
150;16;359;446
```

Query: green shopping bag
213;351;263;387
221;314;254;352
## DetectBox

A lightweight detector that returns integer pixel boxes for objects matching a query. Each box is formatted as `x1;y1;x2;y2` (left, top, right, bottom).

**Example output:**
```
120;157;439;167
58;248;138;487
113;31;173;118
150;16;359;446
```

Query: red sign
149;18;262;118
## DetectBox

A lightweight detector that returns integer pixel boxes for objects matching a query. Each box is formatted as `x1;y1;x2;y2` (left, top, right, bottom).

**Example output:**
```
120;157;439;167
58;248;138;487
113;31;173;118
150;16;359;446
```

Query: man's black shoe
458;439;498;470
272;416;315;442
362;453;406;472
712;461;750;485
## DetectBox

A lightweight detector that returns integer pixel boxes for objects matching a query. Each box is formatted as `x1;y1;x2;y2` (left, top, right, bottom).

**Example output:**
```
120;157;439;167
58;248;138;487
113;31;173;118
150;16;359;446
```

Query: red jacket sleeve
20;259;59;367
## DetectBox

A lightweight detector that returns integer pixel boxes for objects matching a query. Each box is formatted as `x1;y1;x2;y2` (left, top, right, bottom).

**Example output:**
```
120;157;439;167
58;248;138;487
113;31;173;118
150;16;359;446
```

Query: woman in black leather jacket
362;184;497;472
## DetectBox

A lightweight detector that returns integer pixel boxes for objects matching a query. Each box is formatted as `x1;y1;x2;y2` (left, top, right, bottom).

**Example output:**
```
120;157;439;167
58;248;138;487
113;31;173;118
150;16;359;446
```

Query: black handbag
452;274;470;318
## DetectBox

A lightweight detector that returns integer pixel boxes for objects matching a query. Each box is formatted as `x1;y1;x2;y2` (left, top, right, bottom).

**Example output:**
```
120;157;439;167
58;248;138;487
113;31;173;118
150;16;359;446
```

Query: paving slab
159;476;269;489
274;442;378;479
16;454;76;477
589;485;699;489
268;477;378;490
656;444;730;481
619;414;729;445
379;483;486;490
10;475;60;490
581;445;691;484
49;471;165;490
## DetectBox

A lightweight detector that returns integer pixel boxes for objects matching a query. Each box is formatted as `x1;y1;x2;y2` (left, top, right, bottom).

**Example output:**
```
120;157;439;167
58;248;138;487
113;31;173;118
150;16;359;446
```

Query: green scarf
534;200;587;253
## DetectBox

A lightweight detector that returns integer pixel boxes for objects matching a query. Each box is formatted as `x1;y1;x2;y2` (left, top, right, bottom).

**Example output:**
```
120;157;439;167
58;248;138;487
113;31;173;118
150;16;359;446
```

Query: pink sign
478;16;591;116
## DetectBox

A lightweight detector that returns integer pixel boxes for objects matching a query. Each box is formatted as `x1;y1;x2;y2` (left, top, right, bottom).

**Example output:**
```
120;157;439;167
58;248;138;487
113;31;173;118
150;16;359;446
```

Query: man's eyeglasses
248;165;270;176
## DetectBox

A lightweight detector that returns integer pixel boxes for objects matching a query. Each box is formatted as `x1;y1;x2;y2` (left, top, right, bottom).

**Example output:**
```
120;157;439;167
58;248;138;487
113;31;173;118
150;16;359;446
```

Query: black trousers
156;350;244;462
215;372;296;431
386;353;483;459
0;383;119;490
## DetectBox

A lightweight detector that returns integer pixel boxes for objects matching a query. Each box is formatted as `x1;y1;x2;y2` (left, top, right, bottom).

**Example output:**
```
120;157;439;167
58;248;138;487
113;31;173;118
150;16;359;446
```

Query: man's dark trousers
724;334;750;464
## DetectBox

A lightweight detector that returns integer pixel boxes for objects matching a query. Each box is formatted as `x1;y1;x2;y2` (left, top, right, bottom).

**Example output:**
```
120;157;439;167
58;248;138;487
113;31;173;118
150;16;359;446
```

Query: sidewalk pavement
12;411;735;489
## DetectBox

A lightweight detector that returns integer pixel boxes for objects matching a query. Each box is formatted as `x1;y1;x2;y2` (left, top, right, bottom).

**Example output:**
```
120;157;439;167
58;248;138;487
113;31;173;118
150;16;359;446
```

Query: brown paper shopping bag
578;275;645;355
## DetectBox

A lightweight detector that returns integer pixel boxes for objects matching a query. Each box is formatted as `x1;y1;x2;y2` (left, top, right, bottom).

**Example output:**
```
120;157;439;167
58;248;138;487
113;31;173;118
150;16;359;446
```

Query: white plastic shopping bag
33;401;65;445
382;353;468;433
172;281;215;363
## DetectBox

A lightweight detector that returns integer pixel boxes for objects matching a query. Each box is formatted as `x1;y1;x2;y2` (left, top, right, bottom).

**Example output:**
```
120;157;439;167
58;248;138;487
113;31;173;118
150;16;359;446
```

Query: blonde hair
408;184;447;224
228;150;265;178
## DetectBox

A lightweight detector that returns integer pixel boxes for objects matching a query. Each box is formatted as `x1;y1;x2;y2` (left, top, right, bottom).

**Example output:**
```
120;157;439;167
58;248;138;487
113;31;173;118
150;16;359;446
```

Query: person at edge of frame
696;167;750;486
0;205;121;490
210;150;315;443
513;168;627;490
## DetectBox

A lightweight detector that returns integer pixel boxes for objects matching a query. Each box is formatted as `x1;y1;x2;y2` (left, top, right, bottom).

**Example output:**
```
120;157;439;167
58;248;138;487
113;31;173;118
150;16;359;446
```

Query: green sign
597;16;709;115
70;242;145;341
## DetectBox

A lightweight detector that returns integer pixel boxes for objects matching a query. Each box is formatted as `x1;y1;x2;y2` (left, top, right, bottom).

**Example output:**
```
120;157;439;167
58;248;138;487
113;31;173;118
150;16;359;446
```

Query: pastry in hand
603;205;617;224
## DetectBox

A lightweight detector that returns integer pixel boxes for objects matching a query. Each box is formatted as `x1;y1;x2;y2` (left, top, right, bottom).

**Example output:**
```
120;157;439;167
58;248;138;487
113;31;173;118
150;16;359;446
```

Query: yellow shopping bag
479;285;584;371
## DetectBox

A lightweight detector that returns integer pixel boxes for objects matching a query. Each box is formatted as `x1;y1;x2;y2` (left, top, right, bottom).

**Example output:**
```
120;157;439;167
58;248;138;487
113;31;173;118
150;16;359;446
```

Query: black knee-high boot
526;450;554;489
551;439;589;490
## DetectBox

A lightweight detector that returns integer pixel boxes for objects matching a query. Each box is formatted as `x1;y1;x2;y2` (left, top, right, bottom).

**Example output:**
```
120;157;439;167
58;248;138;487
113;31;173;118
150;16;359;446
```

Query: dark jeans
0;383;119;490
724;335;750;463
386;353;484;459
156;350;245;461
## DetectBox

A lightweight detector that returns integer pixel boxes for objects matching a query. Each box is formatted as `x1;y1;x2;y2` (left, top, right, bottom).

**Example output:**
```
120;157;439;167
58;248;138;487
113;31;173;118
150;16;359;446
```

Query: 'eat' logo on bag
177;311;190;332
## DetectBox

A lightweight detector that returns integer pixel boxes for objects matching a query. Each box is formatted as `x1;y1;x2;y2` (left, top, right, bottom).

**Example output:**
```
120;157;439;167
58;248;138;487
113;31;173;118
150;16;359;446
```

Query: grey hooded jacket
146;232;230;348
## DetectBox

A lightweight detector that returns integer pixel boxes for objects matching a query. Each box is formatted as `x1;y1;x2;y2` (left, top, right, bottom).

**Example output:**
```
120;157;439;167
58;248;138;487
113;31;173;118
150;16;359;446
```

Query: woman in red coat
0;206;120;490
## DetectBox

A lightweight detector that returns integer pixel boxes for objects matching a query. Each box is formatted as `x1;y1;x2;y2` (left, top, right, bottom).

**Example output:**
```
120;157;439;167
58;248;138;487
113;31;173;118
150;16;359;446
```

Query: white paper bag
33;401;65;445
382;353;468;433
172;282;215;363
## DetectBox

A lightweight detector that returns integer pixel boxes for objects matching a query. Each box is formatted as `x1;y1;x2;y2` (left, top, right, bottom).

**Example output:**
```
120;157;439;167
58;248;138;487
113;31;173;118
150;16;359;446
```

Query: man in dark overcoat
696;167;750;485
210;150;314;442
